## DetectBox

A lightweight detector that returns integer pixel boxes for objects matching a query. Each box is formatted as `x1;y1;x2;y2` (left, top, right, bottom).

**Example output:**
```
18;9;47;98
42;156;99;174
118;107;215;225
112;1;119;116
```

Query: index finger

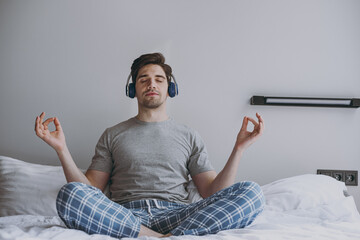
43;117;55;126
247;117;259;127
42;117;55;130
54;117;62;131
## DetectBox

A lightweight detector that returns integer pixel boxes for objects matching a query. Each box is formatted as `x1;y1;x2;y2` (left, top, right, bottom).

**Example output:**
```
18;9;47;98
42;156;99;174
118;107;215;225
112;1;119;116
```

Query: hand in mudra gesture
235;113;264;151
35;112;66;152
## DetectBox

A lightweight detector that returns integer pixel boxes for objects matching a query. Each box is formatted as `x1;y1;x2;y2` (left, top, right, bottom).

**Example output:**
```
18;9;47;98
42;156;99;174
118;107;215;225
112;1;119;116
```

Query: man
35;53;265;238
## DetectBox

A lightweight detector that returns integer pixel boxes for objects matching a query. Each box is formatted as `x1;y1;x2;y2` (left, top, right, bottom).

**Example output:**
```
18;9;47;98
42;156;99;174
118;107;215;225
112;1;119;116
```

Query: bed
1;155;360;240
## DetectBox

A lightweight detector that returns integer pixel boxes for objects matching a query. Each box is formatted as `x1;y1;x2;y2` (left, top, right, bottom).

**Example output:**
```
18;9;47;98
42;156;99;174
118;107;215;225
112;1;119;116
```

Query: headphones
125;73;179;99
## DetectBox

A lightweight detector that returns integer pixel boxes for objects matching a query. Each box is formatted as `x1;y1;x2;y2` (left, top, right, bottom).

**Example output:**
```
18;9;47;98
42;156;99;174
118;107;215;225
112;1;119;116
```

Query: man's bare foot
160;233;173;238
138;225;164;237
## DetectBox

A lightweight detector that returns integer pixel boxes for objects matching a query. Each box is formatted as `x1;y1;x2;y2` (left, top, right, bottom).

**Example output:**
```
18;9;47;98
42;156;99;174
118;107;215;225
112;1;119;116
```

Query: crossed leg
140;181;265;236
56;181;264;238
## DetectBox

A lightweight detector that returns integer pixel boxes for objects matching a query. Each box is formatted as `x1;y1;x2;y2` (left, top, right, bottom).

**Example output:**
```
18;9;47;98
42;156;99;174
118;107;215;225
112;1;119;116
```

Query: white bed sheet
1;201;360;240
1;175;360;240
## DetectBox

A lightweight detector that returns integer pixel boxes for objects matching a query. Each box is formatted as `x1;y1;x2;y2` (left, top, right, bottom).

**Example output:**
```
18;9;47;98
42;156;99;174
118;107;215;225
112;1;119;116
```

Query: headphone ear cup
127;83;136;98
168;82;177;98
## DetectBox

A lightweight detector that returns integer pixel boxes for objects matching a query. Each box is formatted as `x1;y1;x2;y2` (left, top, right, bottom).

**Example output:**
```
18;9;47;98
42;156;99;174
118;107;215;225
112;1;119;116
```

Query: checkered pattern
56;181;264;238
56;183;140;238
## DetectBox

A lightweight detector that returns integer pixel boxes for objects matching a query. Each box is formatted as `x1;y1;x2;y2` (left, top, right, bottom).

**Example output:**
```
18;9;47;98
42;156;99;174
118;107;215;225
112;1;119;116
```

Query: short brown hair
131;53;172;84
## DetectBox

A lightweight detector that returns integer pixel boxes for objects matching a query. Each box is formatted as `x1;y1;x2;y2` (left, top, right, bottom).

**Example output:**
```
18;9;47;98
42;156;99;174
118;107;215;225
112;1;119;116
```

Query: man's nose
147;79;156;89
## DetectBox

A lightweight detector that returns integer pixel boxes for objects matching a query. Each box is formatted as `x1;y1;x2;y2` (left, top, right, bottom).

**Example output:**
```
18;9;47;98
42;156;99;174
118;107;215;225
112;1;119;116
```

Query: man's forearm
56;146;91;185
207;147;244;196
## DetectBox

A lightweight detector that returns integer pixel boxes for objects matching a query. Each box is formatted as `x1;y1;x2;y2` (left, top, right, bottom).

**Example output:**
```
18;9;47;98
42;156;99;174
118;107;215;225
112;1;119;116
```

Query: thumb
54;117;63;131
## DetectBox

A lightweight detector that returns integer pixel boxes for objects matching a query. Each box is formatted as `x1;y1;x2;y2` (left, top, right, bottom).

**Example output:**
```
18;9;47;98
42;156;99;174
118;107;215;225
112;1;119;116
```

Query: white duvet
1;175;360;240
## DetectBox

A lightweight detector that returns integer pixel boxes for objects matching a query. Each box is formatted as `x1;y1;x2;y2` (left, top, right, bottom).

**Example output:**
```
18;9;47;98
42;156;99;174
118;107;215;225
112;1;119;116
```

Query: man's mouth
145;92;159;96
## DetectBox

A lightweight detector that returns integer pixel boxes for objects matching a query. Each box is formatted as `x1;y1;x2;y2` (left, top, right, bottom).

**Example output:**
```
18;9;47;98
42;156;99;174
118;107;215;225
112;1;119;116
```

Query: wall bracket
251;96;360;108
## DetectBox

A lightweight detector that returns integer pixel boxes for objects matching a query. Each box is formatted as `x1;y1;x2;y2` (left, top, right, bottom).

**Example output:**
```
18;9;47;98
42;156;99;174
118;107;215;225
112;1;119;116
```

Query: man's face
135;64;168;109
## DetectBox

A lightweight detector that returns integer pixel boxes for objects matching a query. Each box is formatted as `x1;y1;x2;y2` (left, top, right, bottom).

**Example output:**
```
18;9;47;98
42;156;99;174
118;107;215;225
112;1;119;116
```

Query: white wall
1;0;359;208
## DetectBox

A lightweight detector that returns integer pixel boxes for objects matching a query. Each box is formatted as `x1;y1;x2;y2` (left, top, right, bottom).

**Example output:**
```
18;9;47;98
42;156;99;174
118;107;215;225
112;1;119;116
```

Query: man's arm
86;169;110;191
35;112;109;191
192;113;264;198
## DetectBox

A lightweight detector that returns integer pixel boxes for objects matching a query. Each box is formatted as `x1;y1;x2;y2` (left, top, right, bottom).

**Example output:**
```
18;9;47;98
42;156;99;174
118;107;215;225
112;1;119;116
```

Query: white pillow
0;156;67;216
261;174;347;211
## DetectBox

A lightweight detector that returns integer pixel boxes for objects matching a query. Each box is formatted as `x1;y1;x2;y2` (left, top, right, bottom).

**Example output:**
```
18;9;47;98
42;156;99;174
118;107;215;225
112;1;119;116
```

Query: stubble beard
141;95;165;109
143;99;162;109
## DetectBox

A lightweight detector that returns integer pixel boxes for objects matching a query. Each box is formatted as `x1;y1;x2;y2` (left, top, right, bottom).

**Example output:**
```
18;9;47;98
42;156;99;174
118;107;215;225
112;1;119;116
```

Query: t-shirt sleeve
187;130;214;176
88;129;113;173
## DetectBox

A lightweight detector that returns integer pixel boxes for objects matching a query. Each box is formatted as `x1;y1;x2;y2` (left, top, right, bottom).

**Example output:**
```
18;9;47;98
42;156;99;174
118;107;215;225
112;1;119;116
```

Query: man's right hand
35;112;66;153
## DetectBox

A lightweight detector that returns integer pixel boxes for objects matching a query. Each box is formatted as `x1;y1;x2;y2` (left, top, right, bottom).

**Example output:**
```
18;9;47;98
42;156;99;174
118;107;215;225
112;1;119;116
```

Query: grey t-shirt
88;117;214;204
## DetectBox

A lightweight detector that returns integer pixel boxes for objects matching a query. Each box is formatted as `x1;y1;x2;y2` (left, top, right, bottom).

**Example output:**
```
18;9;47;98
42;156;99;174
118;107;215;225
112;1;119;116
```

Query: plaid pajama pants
56;181;265;238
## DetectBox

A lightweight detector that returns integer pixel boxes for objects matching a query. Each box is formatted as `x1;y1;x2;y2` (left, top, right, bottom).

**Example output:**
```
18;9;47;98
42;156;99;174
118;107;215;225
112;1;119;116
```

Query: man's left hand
234;113;264;152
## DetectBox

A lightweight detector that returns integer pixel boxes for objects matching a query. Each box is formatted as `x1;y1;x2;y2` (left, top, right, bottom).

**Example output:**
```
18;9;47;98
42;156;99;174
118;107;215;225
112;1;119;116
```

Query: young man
34;53;265;238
